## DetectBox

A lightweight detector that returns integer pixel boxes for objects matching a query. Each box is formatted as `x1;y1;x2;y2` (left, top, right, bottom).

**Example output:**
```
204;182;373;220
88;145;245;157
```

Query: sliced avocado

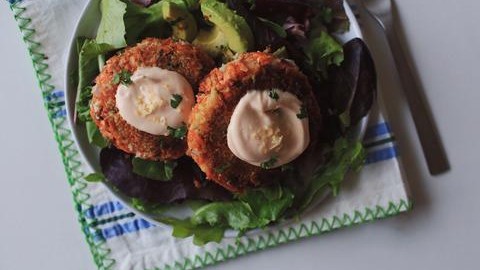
193;26;228;57
200;0;254;53
162;0;198;42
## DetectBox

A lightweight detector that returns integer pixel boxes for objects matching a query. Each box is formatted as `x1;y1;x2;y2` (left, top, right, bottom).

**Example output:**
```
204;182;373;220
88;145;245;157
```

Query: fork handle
383;27;450;175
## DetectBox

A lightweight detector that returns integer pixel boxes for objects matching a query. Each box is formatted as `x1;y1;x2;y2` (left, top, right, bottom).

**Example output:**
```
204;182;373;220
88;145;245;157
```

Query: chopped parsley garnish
132;158;178;181
84;173;105;183
260;157;278;169
296;105;308;119
113;70;132;85
214;163;231;174
168;124;187;139
170;94;183;109
268;89;279;100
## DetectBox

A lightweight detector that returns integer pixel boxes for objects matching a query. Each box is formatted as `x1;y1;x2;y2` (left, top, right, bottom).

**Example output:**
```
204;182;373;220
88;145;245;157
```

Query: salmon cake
91;38;215;161
188;52;322;192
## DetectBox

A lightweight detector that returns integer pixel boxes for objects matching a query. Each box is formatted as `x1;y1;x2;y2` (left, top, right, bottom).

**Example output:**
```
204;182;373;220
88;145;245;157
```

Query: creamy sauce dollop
115;67;194;136
227;89;309;168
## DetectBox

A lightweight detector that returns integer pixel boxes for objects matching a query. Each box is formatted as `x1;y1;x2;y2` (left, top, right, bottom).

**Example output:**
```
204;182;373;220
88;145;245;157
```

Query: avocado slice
162;0;198;42
200;0;254;53
193;26;228;57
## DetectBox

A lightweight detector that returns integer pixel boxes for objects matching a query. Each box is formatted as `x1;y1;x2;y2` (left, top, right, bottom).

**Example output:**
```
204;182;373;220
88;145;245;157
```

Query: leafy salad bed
74;0;376;245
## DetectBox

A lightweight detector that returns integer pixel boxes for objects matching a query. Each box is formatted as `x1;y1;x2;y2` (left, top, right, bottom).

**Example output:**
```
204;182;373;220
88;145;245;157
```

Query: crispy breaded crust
91;38;215;161
188;52;322;192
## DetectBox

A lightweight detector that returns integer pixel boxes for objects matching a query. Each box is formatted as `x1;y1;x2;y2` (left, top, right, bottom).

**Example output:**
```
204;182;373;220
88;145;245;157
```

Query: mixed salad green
75;0;376;245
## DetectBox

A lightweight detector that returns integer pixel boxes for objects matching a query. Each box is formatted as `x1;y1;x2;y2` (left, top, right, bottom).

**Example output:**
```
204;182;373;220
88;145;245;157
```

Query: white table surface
1;1;479;269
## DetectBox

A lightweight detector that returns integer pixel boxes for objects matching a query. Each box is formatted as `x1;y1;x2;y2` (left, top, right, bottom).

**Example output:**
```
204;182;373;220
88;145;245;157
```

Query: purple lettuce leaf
100;147;232;204
329;38;377;129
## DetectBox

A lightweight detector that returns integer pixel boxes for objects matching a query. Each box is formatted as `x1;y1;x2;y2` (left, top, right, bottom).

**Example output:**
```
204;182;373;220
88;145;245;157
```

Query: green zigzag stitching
157;199;412;270
9;3;115;270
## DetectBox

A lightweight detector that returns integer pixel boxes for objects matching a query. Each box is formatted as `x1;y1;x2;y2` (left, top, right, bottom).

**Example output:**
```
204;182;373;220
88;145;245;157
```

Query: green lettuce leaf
76;86;93;123
304;31;343;80
86;120;109;148
191;184;294;231
96;0;168;48
75;38;113;148
77;39;114;97
237;184;294;222
258;17;287;38
130;198;170;215
131;158;178;181
84;172;105;183
96;0;128;48
159;217;225;246
299;138;366;211
191;201;258;230
75;39;114;123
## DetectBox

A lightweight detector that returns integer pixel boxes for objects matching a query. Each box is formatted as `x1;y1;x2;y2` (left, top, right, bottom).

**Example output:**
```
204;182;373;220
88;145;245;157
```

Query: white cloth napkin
7;0;411;269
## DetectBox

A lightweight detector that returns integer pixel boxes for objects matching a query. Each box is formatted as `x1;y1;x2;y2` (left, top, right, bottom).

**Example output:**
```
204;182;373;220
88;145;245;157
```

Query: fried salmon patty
91;38;215;161
188;52;322;192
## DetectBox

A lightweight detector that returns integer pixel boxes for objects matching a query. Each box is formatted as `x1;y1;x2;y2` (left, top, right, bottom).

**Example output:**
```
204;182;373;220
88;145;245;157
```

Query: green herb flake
268;89;279;100
296;105;308;119
84;173;105;183
132;158;178;181
214;163;231;174
168;124;187;139
113;70;132;85
260;157;278;169
170;94;183;109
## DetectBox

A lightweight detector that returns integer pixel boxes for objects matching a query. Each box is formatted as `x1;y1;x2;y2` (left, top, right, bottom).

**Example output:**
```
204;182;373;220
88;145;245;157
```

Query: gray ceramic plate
65;0;368;237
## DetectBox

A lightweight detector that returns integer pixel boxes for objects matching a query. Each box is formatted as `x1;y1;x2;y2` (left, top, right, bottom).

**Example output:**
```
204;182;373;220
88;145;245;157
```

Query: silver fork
357;0;450;175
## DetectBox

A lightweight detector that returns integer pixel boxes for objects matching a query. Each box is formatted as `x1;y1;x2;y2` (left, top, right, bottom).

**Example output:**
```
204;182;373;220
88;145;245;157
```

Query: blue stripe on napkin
53;108;67;118
44;90;65;102
366;145;399;164
93;218;154;241
84;201;125;219
364;121;399;164
44;90;67;119
364;122;391;140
